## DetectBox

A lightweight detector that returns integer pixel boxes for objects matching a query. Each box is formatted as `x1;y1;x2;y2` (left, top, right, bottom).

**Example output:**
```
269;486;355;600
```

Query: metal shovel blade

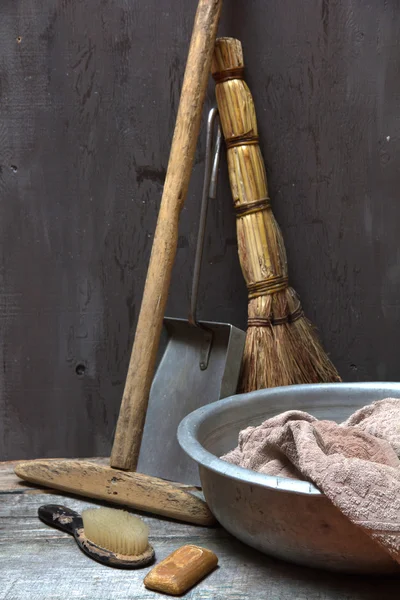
137;317;245;485
137;108;246;486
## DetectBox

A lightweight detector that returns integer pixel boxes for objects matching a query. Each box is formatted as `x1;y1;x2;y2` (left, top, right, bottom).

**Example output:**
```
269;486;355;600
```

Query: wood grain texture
2;1;400;461
14;459;215;526
111;0;223;471
0;458;108;492
0;0;245;462
1;461;399;599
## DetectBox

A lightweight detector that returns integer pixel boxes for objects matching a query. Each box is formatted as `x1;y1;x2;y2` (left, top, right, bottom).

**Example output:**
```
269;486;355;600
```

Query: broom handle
111;0;223;471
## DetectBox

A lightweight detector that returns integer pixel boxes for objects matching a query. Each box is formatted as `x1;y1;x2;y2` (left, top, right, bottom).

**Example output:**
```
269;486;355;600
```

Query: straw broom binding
211;37;341;392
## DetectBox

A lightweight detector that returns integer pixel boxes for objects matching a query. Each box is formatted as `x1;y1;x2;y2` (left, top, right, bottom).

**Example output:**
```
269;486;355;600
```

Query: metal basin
178;382;400;574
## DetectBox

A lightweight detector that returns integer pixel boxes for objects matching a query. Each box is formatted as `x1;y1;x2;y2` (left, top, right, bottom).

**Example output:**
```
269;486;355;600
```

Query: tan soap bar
143;544;218;595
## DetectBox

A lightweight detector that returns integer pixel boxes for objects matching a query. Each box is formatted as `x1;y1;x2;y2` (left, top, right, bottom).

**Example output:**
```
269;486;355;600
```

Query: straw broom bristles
211;38;341;392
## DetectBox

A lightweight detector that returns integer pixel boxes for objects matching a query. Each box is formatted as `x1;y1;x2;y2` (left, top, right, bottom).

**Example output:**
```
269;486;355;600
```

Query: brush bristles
81;507;149;556
239;288;341;392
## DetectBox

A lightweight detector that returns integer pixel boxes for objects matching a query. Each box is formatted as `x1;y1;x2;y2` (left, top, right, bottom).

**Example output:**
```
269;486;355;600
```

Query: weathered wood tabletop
0;460;397;600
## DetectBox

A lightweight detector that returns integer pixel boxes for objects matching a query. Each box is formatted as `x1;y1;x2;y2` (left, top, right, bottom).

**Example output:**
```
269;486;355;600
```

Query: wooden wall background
1;0;400;460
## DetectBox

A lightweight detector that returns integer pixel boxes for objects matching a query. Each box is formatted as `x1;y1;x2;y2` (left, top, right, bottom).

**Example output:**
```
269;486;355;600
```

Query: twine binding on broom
247;276;289;298
234;197;271;217
248;303;304;327
226;135;259;149
212;66;244;83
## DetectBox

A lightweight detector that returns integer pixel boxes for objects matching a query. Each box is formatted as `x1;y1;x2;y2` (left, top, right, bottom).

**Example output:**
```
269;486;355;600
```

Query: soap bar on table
143;544;218;595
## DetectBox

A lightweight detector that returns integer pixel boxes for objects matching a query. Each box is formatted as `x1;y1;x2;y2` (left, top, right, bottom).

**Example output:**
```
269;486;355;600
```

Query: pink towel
221;398;400;564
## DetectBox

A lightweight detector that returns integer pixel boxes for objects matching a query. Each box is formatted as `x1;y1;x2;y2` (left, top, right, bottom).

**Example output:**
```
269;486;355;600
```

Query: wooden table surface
0;460;398;600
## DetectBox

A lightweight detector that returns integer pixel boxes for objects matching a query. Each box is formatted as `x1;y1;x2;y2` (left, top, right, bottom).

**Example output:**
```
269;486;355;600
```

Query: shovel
15;1;228;526
137;107;246;486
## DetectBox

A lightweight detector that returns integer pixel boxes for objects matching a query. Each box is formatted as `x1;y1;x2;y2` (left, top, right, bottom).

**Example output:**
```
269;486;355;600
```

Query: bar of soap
143;544;218;595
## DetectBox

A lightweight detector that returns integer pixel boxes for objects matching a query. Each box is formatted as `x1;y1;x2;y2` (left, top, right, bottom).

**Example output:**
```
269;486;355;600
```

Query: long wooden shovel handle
111;0;223;471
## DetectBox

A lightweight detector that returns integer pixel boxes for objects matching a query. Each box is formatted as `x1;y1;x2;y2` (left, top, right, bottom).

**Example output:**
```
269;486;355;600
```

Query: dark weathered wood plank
1;2;400;462
2;491;399;600
0;463;398;600
0;0;245;462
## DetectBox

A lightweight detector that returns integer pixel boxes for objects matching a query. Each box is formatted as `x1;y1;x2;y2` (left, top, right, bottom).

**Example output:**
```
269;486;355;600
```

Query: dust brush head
38;504;155;569
81;507;149;556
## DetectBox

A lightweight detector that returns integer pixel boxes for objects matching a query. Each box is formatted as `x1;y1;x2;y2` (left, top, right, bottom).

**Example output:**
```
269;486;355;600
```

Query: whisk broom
211;37;341;392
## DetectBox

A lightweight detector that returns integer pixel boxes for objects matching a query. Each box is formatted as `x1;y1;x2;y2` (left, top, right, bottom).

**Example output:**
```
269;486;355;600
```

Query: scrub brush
38;504;155;568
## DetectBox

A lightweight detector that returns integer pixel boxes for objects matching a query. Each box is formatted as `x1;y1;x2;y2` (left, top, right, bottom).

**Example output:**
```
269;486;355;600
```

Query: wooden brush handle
38;505;82;535
111;0;223;471
211;37;288;292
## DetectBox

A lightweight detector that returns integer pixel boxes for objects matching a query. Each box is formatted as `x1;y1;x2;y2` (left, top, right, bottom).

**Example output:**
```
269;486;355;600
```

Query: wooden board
0;461;398;599
1;1;400;461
